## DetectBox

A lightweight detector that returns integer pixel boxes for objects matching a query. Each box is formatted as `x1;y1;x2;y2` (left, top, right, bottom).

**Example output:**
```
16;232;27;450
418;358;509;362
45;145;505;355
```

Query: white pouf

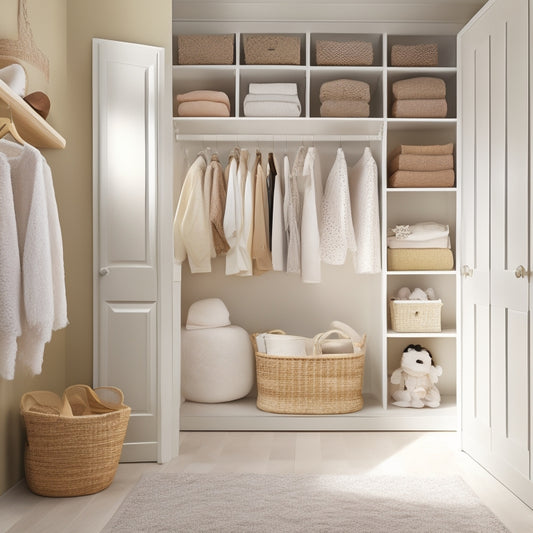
181;325;255;403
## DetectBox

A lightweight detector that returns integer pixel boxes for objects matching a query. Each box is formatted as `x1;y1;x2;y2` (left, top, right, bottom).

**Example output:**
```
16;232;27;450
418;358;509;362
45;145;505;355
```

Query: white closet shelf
387;329;457;338
387;270;457;276
0;79;66;149
386;118;457;130
387;187;457;193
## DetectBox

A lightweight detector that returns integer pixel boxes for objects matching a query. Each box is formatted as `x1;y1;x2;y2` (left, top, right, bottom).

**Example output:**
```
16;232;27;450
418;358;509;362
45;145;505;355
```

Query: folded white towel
0;63;26;97
243;93;301;117
388;221;449;241
249;83;298;96
387;235;450;249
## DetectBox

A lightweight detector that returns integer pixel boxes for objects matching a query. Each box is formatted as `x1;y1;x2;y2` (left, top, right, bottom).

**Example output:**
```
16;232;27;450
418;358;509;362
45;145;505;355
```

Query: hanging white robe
320;147;357;266
173;154;211;273
349;147;381;273
239;149;255;277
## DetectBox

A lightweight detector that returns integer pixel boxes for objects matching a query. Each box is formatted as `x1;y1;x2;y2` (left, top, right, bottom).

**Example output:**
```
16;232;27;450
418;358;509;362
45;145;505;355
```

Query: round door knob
99;267;110;276
514;265;528;278
461;265;473;278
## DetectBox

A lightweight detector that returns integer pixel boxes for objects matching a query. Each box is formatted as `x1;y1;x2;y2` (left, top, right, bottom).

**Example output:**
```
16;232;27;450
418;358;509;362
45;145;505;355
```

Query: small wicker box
316;40;374;66
177;34;235;65
389;299;443;333
390;43;439;67
243;34;301;65
252;330;366;415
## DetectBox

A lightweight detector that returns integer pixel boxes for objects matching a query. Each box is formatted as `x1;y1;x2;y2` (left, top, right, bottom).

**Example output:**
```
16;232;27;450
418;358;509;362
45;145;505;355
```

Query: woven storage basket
21;385;131;497
177;34;234;65
243;34;301;65
252;329;366;415
316;40;373;66
390;43;438;67
389;299;443;333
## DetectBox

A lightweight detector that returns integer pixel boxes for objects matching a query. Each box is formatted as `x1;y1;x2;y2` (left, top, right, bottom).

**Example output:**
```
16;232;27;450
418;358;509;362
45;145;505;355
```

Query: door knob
98;267;110;276
461;265;473;278
514;265;528;278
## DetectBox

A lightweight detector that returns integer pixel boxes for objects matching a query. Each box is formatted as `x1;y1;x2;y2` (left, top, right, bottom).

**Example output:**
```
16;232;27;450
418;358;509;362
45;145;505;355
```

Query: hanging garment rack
0;79;65;149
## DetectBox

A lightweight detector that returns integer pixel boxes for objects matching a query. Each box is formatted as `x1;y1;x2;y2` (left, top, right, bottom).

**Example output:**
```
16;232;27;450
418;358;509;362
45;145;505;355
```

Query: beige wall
0;0;171;496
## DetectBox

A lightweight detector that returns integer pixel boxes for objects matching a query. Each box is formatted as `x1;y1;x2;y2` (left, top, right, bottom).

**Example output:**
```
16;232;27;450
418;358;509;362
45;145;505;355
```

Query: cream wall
0;0;171;496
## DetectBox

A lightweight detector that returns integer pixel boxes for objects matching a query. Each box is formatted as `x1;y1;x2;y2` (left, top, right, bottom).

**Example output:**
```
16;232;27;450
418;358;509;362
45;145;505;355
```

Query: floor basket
20;385;131;497
252;330;366;415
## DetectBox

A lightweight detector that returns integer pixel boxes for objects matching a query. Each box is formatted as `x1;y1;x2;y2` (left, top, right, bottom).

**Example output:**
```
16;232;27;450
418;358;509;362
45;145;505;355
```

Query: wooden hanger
0;116;25;145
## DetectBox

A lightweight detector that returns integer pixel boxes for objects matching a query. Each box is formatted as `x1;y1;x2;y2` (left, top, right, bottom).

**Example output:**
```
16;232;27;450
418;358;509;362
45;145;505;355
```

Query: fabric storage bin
20;385;131;497
390;299;443;332
387;248;454;271
252;329;366;415
177;34;234;65
316;40;374;65
390;43;439;66
243;34;301;65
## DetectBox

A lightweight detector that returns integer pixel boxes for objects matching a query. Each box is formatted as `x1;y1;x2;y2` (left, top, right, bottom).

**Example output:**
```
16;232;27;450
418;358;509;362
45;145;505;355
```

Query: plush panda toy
390;344;442;408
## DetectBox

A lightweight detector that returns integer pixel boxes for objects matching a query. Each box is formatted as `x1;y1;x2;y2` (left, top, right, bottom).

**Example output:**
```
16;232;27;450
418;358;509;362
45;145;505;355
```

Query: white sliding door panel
93;39;165;462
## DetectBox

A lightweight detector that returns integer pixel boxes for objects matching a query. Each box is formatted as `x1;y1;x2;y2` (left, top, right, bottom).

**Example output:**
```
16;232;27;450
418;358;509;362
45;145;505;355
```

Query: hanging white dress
173;154;212;273
349;147;381;273
270;153;286;271
300;147;322;283
320;147;357;266
239;150;255;277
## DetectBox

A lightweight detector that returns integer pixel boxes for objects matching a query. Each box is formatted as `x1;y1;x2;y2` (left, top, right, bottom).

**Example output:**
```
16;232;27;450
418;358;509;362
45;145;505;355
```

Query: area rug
103;473;508;532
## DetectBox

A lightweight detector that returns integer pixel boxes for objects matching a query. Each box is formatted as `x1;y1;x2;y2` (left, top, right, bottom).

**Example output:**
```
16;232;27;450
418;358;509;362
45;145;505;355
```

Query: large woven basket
252;330;366;415
316;40;374;66
243;34;301;65
390;299;443;332
21;385;131;497
177;34;234;65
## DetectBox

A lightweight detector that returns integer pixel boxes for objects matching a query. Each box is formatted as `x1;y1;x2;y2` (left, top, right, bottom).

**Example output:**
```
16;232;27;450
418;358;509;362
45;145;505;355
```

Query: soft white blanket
243;94;301;117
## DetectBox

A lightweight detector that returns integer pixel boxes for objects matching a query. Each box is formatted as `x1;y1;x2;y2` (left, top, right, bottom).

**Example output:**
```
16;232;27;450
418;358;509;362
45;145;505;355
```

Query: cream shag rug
103;473;508;532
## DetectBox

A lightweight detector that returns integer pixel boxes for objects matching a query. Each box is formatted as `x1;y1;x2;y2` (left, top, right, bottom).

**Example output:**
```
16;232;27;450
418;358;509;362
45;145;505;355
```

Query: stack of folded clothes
387;221;454;271
319;79;370;117
388;143;455;187
243;83;301;117
391;77;447;118
176;90;230;117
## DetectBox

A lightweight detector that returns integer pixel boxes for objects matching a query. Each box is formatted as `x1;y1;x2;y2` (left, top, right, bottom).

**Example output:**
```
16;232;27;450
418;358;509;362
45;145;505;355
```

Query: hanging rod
175;133;382;142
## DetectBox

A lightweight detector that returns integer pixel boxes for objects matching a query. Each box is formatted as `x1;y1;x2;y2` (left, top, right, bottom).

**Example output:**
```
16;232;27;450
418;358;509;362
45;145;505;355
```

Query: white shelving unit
172;28;459;431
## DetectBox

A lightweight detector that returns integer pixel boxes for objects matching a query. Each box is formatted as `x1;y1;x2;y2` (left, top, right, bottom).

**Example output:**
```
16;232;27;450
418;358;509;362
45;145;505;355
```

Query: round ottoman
181;325;255;403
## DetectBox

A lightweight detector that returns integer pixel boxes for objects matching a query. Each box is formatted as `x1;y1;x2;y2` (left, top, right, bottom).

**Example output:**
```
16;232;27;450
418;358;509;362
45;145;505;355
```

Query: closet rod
175;133;382;142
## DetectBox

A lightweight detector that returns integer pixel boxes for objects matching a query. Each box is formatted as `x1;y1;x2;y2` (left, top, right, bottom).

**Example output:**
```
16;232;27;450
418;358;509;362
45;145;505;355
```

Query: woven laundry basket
316;40;374;66
21;385;131;497
390;299;443;333
243;34;301;65
252;329;366;415
177;34;234;64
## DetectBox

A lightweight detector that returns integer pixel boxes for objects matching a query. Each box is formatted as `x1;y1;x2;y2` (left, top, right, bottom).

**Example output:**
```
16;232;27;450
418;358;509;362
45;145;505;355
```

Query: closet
92;0;533;510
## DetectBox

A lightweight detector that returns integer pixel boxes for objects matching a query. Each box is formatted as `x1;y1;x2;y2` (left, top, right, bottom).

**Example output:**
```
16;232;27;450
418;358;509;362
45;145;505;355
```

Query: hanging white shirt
349;147;381;273
320;147;357;266
239;149;255;277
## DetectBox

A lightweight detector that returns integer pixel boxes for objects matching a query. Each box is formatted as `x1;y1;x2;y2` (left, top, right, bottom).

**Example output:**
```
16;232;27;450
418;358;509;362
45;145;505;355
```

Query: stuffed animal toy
390;344;442;408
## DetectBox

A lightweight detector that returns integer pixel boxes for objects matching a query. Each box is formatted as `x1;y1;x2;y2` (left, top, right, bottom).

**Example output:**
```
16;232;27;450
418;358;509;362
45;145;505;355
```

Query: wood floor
1;431;533;532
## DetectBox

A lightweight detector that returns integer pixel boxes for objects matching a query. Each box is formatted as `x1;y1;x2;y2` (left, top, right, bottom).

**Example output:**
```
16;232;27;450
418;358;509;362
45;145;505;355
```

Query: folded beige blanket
392;77;446;100
389;154;454;173
387;248;454;271
388;169;455;188
391;99;447;118
178;100;230;117
319;79;370;103
390;143;454;157
320;100;370;117
390;43;438;67
177;90;231;109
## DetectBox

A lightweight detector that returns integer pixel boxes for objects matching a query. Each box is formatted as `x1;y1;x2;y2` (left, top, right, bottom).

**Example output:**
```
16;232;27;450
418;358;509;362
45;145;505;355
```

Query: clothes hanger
0;115;25;145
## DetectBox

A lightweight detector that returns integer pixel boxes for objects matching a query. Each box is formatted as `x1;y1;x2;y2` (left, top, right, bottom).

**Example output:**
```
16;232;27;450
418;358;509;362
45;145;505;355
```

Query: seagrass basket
20;385;131;497
389;299;443;332
316;40;374;66
177;34;235;65
252;330;366;415
243;34;301;65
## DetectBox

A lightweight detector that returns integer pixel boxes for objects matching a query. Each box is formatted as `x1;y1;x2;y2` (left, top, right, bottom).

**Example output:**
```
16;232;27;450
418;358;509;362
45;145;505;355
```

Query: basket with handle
252;329;366;415
20;384;131;497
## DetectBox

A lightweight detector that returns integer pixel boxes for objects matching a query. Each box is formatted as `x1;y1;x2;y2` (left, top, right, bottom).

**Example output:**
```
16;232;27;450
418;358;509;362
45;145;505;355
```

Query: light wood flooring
1;431;533;532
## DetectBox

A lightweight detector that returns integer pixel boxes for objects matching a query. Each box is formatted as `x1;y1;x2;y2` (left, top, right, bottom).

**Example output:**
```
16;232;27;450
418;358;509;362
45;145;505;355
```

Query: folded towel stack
177;90;231;117
388;143;455;187
391;77;447;118
319;79;371;118
243;83;301;117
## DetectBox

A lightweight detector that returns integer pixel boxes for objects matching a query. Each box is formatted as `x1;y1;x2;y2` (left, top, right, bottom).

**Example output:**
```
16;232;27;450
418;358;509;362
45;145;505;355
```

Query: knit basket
316;40;374;66
177;34;235;65
252;330;366;415
21;385;131;497
389;299;443;332
390;43;439;67
243;34;301;65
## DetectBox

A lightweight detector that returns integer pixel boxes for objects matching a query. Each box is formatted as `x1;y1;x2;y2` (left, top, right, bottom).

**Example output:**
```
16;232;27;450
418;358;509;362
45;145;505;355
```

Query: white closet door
93;38;164;462
459;0;531;498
